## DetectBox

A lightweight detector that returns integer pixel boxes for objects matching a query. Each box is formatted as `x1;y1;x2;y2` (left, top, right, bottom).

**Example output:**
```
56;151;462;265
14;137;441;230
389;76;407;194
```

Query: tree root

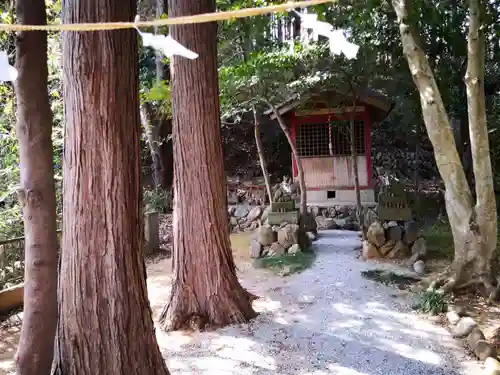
426;268;499;303
159;279;258;332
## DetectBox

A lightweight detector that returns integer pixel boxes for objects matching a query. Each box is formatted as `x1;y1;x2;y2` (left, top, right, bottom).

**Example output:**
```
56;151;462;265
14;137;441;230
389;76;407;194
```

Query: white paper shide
0;51;18;82
295;12;359;60
134;15;198;60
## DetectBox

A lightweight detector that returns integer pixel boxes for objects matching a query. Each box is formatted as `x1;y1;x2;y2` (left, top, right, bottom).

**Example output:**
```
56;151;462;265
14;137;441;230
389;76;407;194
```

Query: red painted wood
291;109;376;189
307;185;372;191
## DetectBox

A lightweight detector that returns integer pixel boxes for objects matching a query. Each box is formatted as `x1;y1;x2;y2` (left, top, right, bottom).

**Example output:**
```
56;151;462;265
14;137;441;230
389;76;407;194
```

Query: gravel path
157;230;483;375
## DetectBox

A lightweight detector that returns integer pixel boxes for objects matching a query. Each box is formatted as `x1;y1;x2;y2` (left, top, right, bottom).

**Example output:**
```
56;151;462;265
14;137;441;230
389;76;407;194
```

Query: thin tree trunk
392;0;497;294
159;0;257;331
13;1;58;373
141;102;165;188
464;0;498;296
252;105;272;203
349;111;362;232
52;0;170;373
414;122;420;217
268;103;307;215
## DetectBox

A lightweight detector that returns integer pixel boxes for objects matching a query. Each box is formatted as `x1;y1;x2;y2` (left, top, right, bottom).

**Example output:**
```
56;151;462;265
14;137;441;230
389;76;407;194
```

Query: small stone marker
144;211;159;256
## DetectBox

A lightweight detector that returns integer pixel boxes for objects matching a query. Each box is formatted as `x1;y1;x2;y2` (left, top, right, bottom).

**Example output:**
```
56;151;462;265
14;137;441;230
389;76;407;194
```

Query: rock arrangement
445;306;500;374
228;205;267;233
250;222;314;259
361;209;428;274
308;205;360;231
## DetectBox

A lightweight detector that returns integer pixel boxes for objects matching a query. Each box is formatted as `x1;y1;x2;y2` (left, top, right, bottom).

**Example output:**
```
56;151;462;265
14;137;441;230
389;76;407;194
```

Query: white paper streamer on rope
134;16;198;60
294;11;359;59
0;51;18;82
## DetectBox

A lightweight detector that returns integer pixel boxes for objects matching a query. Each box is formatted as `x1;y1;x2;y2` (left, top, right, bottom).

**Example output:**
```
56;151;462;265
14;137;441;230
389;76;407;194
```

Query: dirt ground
0;231;258;375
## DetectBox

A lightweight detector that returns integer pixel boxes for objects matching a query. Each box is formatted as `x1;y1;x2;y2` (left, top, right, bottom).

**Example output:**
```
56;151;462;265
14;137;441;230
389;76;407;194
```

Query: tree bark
13;1;59;374
252;105;272;203
159;0;257;331
141;101;165;188
268;103;307;215
349;112;362;233
464;0;498;295
392;0;497;294
52;1;170;374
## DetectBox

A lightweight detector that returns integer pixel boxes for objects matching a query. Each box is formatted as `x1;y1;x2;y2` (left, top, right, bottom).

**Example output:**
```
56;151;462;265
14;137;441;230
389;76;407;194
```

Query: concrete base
306;189;376;207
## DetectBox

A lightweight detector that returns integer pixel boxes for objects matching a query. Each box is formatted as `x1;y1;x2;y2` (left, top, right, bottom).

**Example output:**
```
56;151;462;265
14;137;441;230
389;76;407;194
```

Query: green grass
253;251;316;276
413;289;449;315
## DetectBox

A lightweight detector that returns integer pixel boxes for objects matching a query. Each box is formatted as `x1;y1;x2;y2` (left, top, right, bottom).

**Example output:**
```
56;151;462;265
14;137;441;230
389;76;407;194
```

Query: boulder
387;225;403;242
250;240;262;258
228;206;236;216
452;317;477;338
260;205;271;222
269;242;286;256
257;225;275;246
246;206;262;223
333;218;348;228
362;240;380;260
474;340;496;361
308;205;320;217
413;260;426;275
403;220;420;245
466;327;486;351
315;216;338;230
367;222;385;247
386;240;408;259
230;217;238;226
277;224;299;249
405;251;424;266
380;240;396;256
411;237;427;257
288;244;301;254
485;357;500;375
234;205;250;218
362;208;378;231
446;311;461;325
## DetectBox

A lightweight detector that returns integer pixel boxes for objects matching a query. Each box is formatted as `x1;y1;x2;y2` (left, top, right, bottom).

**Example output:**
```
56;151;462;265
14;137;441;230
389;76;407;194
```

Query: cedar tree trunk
159;0;257;331
13;1;59;374
393;0;498;297
52;0;171;373
268;103;307;215
252;105;273;203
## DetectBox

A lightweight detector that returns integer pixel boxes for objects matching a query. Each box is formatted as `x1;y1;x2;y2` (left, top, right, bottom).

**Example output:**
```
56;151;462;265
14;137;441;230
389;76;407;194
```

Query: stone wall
362;209;428;275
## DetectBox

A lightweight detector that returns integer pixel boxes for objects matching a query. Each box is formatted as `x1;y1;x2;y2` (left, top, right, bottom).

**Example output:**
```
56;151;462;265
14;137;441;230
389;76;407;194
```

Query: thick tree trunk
392;0;497;295
13;1;58;374
252;105;272;203
159;0;257;331
52;1;170;374
269;104;307;215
